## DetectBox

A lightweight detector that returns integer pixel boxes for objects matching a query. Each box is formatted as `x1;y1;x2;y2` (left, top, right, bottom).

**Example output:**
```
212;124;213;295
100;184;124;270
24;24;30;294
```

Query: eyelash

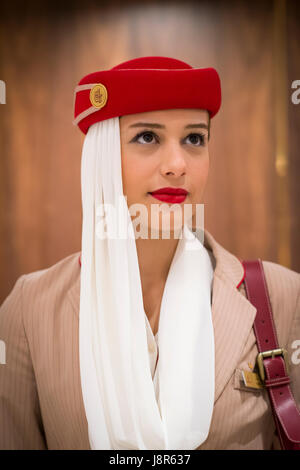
131;130;206;147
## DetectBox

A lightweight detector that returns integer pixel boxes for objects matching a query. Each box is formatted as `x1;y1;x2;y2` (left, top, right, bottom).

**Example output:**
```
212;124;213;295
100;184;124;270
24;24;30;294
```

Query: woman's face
119;108;210;237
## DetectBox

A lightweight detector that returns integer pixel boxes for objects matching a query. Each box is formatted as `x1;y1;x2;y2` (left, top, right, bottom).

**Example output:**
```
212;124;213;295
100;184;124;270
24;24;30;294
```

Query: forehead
119;108;209;127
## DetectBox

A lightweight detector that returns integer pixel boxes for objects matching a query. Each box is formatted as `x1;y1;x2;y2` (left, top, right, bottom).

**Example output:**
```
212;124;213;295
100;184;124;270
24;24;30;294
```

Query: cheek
121;154;149;197
192;155;210;188
202;159;210;182
121;153;134;190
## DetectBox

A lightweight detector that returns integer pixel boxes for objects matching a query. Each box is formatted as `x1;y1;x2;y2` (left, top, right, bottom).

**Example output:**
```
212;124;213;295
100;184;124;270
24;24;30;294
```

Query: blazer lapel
203;230;257;404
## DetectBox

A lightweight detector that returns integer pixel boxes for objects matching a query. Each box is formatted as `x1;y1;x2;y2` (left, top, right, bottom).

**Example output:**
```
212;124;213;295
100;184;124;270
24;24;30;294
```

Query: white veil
78;117;215;449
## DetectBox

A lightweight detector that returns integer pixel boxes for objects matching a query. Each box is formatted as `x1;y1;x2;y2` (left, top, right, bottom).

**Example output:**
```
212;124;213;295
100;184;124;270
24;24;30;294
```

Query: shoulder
22;251;81;290
261;259;300;321
0;252;81;359
22;252;81;307
259;260;300;348
1;252;81;314
261;259;300;298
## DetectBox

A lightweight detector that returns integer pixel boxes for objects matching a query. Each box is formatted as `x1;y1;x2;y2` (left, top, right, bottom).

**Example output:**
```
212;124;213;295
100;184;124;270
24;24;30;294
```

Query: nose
159;142;187;177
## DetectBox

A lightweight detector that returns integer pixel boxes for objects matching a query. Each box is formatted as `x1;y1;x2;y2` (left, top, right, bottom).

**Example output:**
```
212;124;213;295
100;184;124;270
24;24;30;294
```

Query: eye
131;131;158;144
185;133;206;146
130;131;206;146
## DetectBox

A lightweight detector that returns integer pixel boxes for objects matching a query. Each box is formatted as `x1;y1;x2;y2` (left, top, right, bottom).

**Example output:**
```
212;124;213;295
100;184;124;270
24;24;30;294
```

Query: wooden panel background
0;0;299;302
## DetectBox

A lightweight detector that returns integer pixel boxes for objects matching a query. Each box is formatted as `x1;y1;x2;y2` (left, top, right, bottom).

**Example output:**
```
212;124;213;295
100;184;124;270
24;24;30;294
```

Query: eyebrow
128;122;209;130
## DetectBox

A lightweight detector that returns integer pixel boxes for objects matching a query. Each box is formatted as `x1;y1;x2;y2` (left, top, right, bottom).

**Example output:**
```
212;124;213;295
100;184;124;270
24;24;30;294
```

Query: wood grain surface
0;0;299;302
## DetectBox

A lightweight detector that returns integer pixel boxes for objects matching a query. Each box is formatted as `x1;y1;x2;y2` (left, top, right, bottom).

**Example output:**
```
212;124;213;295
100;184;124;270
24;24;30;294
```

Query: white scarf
79;117;215;450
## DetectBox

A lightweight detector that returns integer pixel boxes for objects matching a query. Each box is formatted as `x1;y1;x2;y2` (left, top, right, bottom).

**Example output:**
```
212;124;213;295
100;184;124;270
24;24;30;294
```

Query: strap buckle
256;348;289;383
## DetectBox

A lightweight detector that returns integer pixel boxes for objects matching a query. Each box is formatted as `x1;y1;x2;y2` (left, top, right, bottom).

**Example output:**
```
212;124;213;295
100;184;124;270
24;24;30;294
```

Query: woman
0;56;299;450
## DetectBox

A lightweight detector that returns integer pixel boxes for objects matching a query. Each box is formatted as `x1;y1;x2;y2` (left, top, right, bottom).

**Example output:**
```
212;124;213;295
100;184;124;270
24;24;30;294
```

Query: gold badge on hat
90;83;108;109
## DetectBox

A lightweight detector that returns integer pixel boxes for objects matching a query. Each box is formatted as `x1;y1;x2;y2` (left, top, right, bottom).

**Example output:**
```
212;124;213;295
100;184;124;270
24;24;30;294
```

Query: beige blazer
0;229;299;450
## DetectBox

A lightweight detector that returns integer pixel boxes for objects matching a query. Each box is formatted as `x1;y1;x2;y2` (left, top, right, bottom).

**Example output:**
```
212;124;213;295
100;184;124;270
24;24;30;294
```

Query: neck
135;229;181;336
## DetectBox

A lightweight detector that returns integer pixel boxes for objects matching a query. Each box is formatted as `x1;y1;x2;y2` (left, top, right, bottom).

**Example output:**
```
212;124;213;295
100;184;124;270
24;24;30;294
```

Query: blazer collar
69;229;257;405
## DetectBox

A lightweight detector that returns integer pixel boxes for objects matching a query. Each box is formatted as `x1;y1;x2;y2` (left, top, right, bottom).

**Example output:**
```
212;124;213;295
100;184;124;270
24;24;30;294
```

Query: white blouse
143;245;215;419
145;314;159;379
144;245;215;383
144;313;161;415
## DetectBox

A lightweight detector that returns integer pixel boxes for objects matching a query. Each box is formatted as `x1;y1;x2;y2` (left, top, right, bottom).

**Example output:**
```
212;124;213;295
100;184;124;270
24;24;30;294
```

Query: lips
149;187;188;196
149;187;188;203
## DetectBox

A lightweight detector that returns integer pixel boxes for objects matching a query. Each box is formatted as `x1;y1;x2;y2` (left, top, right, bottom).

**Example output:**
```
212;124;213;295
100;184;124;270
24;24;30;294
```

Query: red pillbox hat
73;56;222;134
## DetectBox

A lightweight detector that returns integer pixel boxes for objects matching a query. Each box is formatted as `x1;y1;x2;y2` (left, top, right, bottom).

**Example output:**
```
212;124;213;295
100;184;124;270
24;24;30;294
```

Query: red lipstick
148;187;188;203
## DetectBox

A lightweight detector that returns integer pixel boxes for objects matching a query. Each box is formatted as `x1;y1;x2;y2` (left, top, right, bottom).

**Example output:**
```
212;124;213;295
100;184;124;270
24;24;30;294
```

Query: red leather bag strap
242;259;300;450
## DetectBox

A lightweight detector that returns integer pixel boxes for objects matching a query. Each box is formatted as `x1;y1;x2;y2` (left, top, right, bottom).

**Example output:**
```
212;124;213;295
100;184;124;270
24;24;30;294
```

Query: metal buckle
256;348;289;383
